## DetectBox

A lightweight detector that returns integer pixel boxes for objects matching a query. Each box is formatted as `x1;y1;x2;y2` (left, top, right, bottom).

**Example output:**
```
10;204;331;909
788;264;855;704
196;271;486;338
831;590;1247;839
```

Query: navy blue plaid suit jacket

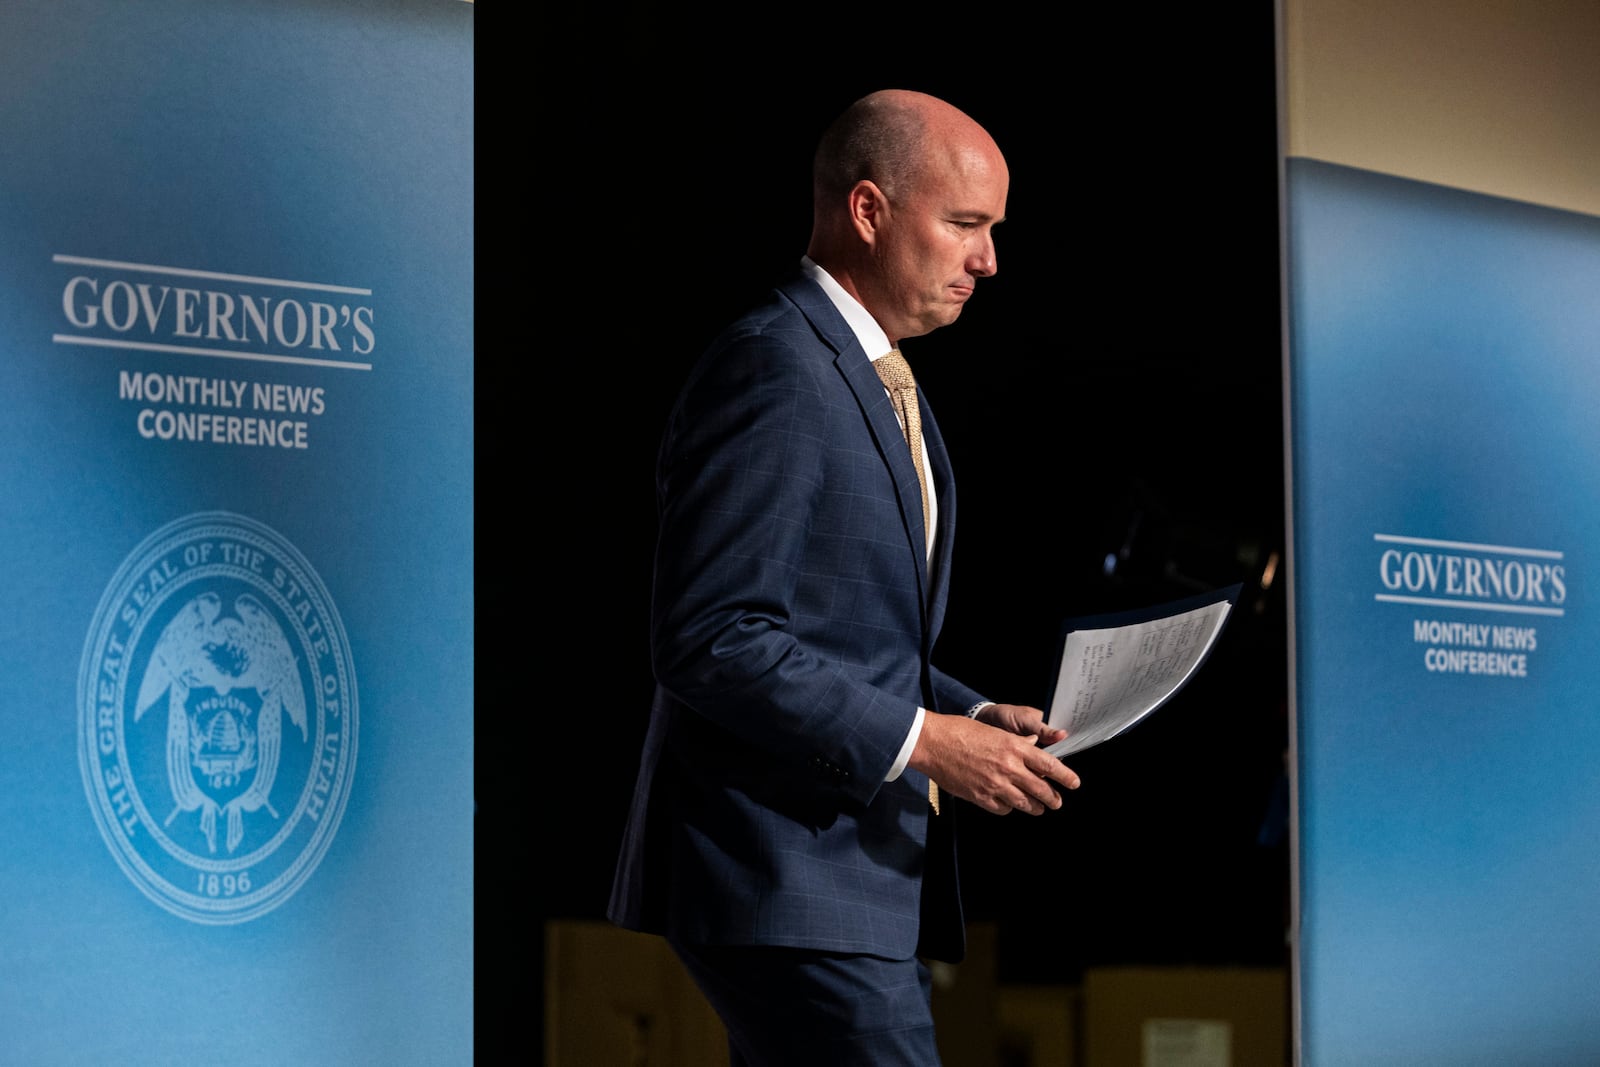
610;274;986;964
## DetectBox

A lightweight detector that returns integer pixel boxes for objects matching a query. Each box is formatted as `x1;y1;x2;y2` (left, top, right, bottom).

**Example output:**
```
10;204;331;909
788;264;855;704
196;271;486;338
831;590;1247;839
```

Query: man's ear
847;180;889;246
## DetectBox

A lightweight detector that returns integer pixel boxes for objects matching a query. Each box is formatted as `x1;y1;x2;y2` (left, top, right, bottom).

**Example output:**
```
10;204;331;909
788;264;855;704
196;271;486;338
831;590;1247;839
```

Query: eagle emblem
135;592;308;854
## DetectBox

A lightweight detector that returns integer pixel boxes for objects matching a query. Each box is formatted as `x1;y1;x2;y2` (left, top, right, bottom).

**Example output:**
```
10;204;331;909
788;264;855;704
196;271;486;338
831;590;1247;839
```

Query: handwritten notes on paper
1043;594;1235;758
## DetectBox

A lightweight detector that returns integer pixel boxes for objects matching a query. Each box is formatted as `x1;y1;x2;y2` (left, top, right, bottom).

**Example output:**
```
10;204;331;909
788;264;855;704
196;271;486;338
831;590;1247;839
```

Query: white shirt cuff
885;707;926;781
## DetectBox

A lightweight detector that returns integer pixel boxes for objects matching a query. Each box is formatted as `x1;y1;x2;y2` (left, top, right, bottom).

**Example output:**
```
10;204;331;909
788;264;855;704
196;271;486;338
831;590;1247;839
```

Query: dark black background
491;3;1288;1029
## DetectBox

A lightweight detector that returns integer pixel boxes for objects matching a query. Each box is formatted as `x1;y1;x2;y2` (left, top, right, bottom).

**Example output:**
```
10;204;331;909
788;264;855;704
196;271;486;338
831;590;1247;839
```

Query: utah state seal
78;512;358;923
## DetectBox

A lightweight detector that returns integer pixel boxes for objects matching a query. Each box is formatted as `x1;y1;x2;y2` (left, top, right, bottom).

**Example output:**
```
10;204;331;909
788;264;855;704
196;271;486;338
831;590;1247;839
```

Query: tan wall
1284;0;1600;216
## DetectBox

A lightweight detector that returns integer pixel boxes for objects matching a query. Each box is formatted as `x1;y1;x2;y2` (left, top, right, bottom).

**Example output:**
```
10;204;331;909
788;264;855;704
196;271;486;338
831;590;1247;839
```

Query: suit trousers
670;938;941;1067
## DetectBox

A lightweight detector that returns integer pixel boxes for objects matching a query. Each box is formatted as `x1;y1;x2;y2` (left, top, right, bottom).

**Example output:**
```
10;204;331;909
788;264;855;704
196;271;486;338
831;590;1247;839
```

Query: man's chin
900;306;967;340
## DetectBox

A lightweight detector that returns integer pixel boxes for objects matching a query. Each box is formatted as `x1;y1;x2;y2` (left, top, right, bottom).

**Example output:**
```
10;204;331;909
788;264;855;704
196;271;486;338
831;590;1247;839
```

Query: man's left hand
972;702;1068;748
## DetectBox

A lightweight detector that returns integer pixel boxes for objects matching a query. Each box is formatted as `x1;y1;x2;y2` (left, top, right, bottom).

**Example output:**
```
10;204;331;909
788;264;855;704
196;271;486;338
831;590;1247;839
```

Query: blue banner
1288;159;1600;1063
0;1;474;1062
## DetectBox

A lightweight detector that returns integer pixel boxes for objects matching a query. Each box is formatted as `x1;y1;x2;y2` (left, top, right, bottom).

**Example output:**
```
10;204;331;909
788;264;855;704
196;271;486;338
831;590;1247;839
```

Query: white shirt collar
800;256;893;361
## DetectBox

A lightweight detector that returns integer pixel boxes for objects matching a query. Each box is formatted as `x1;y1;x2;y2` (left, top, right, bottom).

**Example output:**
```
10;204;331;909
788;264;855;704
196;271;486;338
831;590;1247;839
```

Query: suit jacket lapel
840;350;933;604
779;277;933;614
919;394;957;636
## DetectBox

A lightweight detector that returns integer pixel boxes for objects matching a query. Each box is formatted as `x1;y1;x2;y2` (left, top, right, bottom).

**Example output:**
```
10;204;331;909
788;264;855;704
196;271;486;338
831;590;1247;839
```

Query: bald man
610;90;1080;1066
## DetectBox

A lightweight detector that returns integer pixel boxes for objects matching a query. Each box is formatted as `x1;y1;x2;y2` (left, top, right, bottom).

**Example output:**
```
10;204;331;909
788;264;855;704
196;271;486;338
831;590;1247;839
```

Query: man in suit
610;89;1081;1065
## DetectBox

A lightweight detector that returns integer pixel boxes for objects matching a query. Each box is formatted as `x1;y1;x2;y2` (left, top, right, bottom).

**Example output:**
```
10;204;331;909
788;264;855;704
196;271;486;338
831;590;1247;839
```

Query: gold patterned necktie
874;350;931;542
874;349;941;815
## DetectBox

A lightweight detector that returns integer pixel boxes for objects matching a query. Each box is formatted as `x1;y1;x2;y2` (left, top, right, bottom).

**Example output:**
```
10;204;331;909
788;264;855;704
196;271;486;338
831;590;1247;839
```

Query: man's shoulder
668;277;867;428
714;274;839;350
691;275;857;375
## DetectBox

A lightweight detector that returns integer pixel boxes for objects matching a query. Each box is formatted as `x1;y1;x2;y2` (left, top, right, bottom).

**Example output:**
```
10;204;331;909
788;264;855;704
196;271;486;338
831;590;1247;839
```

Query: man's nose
970;234;997;277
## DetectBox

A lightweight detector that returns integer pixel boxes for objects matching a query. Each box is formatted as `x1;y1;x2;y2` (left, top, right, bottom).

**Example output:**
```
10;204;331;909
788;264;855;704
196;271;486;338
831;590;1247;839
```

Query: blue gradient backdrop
0;2;473;1063
1288;159;1600;1064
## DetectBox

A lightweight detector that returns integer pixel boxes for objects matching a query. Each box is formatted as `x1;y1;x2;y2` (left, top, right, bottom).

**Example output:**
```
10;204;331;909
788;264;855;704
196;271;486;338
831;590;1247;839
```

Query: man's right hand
907;709;1081;815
